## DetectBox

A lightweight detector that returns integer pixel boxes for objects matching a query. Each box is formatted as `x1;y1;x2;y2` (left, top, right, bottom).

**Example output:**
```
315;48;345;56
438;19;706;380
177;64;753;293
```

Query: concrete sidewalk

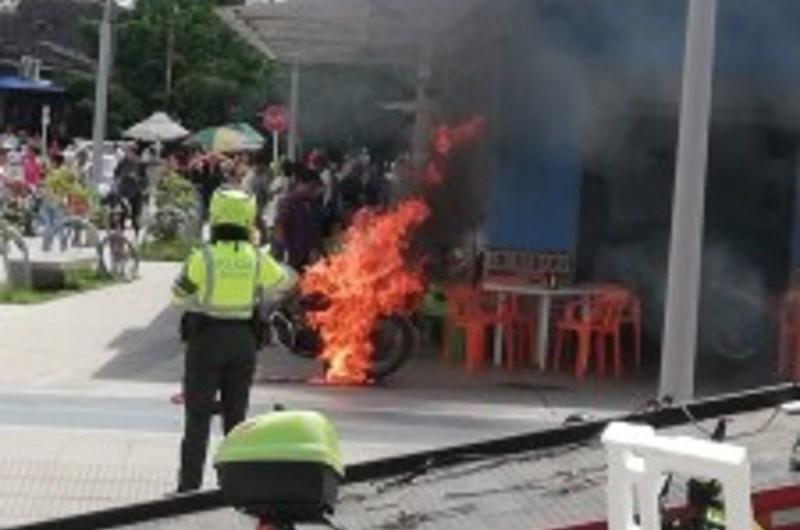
0;260;657;526
1;262;177;387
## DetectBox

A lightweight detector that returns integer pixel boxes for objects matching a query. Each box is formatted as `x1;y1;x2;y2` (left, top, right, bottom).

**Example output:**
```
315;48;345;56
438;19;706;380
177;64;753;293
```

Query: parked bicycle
97;200;139;281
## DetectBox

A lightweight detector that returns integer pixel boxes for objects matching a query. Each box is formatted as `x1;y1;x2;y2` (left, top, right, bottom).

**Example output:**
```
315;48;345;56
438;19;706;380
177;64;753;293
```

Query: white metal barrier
602;422;753;530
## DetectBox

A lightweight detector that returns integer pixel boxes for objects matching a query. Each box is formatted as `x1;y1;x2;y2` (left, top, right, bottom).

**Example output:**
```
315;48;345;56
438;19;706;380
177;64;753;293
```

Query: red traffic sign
262;105;287;133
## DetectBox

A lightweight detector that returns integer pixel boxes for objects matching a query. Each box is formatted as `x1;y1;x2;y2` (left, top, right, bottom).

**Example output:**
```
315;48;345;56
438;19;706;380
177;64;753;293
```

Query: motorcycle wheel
269;309;320;359
273;312;417;382
367;316;417;382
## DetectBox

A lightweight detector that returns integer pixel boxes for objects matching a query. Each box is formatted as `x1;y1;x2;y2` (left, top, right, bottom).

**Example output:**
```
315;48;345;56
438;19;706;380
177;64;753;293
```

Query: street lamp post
90;0;115;186
658;0;719;402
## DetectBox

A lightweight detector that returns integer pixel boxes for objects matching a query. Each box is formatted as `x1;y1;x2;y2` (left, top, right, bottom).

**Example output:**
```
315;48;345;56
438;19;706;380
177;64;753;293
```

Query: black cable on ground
680;401;783;441
346;382;798;482
5;382;797;530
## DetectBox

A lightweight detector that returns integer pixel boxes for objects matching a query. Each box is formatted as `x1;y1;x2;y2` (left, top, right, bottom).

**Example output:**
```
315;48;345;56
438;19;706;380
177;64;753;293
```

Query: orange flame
300;200;430;384
301;115;485;385
424;116;486;186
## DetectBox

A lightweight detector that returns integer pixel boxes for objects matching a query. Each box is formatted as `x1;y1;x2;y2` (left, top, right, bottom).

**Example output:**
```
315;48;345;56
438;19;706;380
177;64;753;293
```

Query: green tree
67;0;272;136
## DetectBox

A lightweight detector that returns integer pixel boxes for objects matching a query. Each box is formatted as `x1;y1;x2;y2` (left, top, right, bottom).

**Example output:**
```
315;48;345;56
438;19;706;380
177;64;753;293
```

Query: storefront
0;74;65;136
433;0;800;383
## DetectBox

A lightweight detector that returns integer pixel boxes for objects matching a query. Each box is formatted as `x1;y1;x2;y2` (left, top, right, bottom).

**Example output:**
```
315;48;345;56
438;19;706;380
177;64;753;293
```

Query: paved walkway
0;259;657;526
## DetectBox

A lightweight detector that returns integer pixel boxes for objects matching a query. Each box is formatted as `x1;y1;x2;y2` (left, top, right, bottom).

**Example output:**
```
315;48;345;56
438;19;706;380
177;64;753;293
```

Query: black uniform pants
178;319;256;492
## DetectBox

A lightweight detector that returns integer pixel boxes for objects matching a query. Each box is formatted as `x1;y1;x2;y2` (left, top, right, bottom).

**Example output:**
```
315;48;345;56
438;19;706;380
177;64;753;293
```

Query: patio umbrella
123;112;189;143
186;126;262;153
228;123;265;150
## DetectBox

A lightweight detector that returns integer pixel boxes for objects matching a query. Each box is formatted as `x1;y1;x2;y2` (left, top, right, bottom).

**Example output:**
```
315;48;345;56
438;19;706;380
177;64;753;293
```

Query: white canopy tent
217;0;481;161
217;0;479;67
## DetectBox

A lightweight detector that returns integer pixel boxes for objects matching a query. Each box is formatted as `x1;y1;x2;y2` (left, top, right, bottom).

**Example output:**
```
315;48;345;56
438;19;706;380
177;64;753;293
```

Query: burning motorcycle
268;291;417;383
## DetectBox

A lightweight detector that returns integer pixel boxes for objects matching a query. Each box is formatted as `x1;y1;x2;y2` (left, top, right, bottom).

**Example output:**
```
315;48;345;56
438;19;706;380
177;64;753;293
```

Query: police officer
172;187;295;492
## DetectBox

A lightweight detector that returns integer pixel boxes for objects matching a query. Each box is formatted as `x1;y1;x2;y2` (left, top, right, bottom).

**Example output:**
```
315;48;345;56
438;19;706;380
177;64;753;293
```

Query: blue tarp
0;75;64;94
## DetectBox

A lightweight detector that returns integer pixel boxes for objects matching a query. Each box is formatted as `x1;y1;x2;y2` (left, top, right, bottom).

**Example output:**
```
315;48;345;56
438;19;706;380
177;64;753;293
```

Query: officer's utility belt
180;311;257;342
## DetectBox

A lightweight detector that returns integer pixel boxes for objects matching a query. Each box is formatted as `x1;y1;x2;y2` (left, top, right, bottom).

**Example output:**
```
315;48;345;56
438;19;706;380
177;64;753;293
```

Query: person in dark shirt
113;147;146;237
363;162;388;208
337;156;364;224
188;154;223;223
274;168;324;272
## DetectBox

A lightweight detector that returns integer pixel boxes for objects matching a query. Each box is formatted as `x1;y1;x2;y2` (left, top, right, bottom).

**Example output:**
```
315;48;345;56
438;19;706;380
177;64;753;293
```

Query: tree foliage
65;0;273;137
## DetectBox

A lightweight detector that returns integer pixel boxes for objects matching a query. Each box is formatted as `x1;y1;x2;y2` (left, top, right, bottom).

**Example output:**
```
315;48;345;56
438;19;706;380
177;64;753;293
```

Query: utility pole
165;0;177;102
287;60;300;161
658;0;719;402
90;0;114;186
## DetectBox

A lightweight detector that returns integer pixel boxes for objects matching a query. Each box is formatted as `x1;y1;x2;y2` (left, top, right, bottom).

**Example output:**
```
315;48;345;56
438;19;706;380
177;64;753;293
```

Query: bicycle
97;199;139;281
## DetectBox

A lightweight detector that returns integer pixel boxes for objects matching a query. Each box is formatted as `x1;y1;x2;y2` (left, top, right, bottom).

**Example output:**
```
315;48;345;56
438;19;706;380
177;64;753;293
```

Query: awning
216;0;481;66
0;75;64;94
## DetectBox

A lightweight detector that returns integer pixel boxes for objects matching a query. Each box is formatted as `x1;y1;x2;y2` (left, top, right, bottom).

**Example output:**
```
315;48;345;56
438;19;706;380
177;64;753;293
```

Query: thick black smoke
423;0;799;382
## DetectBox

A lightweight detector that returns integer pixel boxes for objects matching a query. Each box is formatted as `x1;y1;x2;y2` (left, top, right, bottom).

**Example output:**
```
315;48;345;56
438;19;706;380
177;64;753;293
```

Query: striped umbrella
227;123;265;149
186;125;262;153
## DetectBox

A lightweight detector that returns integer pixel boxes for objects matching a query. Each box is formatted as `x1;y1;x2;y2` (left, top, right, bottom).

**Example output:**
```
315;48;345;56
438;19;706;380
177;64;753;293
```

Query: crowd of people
174;147;403;271
0;127;151;248
0;124;408;272
1;128;87;249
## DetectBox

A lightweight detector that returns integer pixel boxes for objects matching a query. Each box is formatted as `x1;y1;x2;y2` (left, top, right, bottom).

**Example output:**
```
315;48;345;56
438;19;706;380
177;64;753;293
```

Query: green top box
214;410;344;476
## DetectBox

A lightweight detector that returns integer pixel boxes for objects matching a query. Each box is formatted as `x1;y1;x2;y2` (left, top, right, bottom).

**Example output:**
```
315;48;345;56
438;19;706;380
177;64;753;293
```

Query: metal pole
90;0;114;186
287;61;300;162
272;131;279;163
41;105;50;162
658;0;719;402
165;0;176;102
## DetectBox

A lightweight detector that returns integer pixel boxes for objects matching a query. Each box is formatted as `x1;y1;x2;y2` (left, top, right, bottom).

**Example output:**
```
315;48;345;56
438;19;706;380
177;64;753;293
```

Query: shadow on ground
93;306;184;383
93;307;661;414
255;336;661;413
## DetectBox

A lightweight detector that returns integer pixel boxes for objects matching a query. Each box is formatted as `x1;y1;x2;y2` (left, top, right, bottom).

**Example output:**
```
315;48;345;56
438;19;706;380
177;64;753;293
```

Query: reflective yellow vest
172;242;285;319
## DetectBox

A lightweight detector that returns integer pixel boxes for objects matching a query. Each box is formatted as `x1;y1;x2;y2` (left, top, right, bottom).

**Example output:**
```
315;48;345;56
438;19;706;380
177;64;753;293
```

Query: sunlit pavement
0;260;654;525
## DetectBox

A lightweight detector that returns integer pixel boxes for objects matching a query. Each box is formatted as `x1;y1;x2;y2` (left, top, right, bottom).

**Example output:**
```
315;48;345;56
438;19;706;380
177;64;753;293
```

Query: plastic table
482;281;593;371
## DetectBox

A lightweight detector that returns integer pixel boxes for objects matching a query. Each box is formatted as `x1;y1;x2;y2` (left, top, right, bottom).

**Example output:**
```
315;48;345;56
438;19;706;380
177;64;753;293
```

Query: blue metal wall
487;137;581;251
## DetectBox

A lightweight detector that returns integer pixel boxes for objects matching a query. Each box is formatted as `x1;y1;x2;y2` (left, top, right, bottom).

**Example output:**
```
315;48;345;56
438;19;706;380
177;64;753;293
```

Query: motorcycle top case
213;410;343;522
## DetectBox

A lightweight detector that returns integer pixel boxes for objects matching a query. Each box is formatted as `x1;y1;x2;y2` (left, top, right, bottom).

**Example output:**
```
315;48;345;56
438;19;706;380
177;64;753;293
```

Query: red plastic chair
779;289;800;379
442;285;533;373
592;284;642;370
622;295;642;369
552;291;629;379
